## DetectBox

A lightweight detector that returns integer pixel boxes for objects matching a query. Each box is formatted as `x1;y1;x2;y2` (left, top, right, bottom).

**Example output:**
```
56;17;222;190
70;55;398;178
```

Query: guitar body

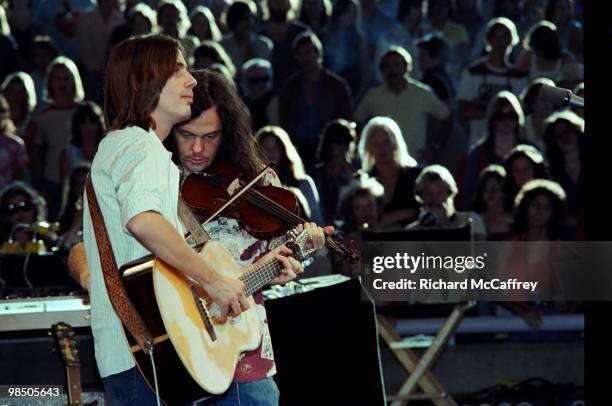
122;240;262;405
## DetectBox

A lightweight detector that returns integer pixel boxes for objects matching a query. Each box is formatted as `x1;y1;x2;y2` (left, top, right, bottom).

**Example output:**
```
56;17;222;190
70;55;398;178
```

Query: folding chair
363;223;474;405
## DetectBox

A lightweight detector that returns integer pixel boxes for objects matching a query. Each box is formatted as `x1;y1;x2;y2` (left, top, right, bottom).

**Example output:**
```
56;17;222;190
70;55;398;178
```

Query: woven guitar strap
85;180;154;354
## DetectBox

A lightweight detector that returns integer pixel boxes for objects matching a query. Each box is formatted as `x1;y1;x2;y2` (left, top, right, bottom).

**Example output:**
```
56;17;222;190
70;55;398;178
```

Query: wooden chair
363;223;474;405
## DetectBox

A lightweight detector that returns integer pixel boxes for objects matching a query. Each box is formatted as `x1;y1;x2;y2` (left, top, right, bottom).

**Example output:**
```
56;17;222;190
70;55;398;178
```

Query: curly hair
513;179;567;239
336;173;385;231
503;144;549;208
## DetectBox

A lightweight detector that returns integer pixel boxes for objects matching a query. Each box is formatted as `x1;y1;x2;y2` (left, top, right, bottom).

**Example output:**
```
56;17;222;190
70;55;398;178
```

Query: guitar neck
66;365;82;406
239;258;283;296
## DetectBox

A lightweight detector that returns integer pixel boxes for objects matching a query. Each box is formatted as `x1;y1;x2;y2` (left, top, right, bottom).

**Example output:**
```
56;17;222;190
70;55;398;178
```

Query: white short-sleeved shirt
354;78;450;154
82;126;184;378
456;59;528;146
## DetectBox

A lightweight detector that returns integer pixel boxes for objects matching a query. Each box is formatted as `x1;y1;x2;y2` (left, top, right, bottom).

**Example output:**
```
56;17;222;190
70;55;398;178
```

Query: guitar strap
85;179;154;354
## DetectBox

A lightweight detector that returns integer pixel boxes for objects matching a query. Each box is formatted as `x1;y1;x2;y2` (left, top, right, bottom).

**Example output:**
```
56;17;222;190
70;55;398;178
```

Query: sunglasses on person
247;75;270;84
492;110;519;121
1;201;34;215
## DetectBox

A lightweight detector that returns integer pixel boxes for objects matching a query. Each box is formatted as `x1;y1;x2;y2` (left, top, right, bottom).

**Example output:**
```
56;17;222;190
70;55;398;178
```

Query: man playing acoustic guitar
80;35;328;405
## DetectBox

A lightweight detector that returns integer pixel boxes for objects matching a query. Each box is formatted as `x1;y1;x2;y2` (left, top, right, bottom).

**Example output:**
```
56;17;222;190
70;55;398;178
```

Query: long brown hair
167;70;266;177
104;34;183;131
255;125;306;187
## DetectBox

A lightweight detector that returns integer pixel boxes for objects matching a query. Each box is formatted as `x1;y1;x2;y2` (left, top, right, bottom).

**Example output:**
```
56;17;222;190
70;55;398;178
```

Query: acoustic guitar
119;227;315;405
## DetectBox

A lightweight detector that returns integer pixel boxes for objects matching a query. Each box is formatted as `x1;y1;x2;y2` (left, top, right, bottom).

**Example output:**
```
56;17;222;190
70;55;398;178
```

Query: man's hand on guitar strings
260;245;303;286
201;272;249;324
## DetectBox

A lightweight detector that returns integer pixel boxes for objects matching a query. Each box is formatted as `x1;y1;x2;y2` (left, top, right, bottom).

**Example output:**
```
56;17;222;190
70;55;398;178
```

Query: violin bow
197;164;273;227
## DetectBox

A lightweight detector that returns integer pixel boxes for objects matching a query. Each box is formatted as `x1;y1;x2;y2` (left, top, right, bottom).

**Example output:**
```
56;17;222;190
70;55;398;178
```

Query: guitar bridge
190;284;217;341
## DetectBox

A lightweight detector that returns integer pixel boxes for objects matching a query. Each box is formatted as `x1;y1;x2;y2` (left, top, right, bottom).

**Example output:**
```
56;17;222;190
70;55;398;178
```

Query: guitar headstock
52;322;80;367
285;227;316;263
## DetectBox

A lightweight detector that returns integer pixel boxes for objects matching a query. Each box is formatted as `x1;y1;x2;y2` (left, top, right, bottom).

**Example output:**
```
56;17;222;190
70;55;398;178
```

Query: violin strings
240;187;349;255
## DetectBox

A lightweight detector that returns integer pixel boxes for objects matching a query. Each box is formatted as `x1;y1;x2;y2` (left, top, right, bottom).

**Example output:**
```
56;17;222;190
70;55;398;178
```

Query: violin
180;159;360;264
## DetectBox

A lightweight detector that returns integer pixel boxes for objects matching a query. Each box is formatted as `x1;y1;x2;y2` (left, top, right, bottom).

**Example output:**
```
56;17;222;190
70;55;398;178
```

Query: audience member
512;178;567;241
1;71;37;138
192;41;237;79
260;0;309;90
396;0;430;36
0;181;55;246
0;95;28;189
25;56;84;220
32;0;96;61
56;163;89;249
545;0;583;61
471;164;513;239
332;174;385;276
499;178;568;324
299;0;332;35
188;6;222;43
312;118;358;224
157;0;199;58
519;0;547;38
502;144;549;209
358;116;421;230
108;3;157;49
514;21;574;82
406;164;486;240
426;0;470;77
59;101;104;185
221;1;273;72
256;125;325;225
458;90;529;208
321;0;368;96
5;0;35;57
457;17;527;147
360;0;409;86
241;58;279;129
28;36;58;107
354;46;450;162
396;0;433;46
543;110;584;239
416;33;455;103
450;0;485;46
279;31;353;169
77;0;124;102
0;5;23;82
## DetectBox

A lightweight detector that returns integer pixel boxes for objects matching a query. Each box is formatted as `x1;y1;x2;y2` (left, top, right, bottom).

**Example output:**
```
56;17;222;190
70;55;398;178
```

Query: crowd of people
0;0;584;266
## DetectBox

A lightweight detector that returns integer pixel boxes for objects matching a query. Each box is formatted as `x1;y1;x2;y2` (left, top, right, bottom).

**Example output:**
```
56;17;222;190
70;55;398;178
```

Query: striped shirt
82;126;183;378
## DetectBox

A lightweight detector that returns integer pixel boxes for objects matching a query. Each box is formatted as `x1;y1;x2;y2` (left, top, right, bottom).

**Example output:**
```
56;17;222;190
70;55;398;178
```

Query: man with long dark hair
81;35;308;405
167;69;332;405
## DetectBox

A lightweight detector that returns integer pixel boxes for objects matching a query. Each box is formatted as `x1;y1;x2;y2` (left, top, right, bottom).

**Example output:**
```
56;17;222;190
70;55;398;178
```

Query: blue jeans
102;367;159;406
194;377;280;406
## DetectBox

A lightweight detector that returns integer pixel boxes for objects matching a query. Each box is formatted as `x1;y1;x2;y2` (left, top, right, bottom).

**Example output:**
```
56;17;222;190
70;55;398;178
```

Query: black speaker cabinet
266;277;386;405
0;328;102;388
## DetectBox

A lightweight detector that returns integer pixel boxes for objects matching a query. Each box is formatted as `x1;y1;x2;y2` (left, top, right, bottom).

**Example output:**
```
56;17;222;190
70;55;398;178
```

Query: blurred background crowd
0;0;584;276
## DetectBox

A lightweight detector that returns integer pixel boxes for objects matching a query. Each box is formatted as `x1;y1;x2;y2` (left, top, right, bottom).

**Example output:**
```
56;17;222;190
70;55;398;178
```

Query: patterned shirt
203;217;280;381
